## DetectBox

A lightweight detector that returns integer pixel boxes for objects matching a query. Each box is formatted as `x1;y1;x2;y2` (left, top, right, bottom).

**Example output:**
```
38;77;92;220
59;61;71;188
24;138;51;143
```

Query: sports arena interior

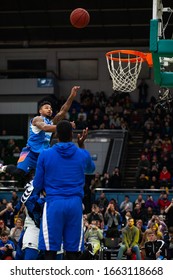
0;1;173;260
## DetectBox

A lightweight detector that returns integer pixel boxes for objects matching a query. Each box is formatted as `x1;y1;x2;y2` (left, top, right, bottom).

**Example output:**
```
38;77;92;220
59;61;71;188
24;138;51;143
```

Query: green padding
152;53;161;85
149;18;173;87
160;72;173;87
150;19;158;52
158;40;173;57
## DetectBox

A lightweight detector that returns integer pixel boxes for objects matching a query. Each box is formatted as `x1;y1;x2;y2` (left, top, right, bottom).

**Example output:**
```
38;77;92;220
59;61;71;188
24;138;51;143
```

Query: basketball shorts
22;225;40;250
17;147;39;173
38;196;84;252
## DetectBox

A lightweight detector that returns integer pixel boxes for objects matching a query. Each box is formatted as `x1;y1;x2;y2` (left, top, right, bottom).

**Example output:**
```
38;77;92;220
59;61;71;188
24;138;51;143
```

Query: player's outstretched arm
52;86;80;124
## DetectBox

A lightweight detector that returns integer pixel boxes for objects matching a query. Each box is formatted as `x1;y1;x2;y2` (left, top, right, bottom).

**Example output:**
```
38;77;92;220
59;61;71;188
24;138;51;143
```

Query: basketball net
106;52;143;92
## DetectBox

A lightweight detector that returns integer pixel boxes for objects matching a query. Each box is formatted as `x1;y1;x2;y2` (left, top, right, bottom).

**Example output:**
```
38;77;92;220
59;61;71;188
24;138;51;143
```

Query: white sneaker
0;164;7;173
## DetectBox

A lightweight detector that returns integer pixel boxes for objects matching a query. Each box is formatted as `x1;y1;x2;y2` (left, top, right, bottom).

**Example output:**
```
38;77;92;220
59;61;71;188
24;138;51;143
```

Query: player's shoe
0;164;7;173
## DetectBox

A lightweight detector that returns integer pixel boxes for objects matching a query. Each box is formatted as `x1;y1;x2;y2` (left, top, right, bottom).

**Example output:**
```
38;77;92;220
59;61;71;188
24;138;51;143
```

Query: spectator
133;194;145;209
132;203;146;225
0;219;10;236
161;137;172;152
117;218;141;260
96;192;109;216
130;110;141;130
141;147;151;161
119;195;133;217
109;114;121;129
121;211;132;228
157;193;171;214
137;79;148;108
148;175;159;189
77;107;87;121
89;172;102;204
90;114;101;130
136;173;149;189
140;222;163;249
0;231;15;260
150;154;160;170
69;107;78;123
10;191;19;208
144;206;156;226
105;102;114;115
147;215;168;237
0;202;15;229
87;204;104;228
136;154;150;179
166;226;173;260
104;201;121;238
83;220;103;259
135;219;145;245
150;165;159;180
10;218;24;247
144;230;166;260
100;172;110;188
161;121;173;138
82;214;89;233
76;115;88;130
109;167;122;188
0;198;8;212
165;197;173;228
113;102;123;115
145;196;158;211
160;155;171;171
99;114;110;129
159;166;171;187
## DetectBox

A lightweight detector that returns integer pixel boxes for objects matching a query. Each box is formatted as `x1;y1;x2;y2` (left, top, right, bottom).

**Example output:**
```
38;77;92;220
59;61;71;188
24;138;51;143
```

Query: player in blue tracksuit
0;86;79;186
32;120;95;260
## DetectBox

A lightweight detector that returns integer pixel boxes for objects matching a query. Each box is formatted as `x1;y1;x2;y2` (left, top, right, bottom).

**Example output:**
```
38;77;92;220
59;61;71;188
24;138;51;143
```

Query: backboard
150;0;173;87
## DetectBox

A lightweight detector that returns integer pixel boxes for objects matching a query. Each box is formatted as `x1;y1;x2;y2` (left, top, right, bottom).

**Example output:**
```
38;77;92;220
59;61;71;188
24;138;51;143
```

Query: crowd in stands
1;86;173;190
1;86;173;260
135;100;173;190
1;189;173;260
82;192;173;260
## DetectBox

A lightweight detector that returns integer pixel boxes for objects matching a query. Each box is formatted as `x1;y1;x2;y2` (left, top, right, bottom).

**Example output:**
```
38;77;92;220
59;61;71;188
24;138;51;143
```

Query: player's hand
70;121;76;129
71;86;80;97
77;127;88;148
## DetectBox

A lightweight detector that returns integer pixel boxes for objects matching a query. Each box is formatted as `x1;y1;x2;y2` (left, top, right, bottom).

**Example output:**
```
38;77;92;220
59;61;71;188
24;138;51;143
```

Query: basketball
70;8;90;28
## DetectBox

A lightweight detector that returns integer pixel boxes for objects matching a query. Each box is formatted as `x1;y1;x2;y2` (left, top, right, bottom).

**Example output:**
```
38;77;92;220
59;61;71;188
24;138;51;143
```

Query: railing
95;188;173;205
95;188;173;193
0;180;21;191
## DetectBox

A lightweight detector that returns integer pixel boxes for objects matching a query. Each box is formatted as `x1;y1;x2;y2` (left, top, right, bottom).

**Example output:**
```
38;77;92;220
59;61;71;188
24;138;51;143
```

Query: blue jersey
26;116;53;153
17;117;53;173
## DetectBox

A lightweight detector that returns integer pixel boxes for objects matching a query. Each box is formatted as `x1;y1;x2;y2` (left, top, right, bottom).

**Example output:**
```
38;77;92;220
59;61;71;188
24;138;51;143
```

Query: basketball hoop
106;50;153;92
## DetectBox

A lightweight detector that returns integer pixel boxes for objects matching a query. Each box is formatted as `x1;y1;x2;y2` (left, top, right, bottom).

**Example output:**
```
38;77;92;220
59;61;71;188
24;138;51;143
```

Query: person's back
34;142;94;199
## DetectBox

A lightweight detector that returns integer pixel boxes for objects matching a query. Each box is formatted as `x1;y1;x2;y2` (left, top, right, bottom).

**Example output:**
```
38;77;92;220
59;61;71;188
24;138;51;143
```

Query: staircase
122;129;144;188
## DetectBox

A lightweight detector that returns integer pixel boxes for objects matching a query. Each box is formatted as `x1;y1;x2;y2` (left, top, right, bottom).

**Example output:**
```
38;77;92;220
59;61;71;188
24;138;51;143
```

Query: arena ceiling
0;0;173;49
